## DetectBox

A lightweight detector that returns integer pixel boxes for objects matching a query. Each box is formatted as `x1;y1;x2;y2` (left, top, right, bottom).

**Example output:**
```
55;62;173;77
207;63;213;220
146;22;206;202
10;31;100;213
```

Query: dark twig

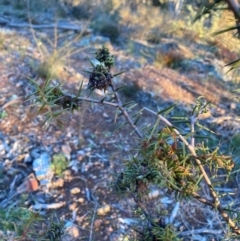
110;80;144;138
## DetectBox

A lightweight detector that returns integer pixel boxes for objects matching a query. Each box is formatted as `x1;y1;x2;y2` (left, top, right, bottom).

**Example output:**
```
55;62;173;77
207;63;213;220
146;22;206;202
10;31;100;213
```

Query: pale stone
70;187;81;194
97;205;111;216
61;144;72;160
65;225;79;238
68;203;77;211
77;197;84;203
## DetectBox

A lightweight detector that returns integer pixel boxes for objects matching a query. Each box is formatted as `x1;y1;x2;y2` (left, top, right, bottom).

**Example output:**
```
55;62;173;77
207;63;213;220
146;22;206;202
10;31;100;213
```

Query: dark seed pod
88;69;113;91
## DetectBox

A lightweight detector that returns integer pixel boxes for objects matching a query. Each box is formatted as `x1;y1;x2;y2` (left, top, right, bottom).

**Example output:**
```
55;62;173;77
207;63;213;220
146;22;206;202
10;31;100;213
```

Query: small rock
65;224;79;238
62;144;72;160
24;153;32;163
97;204;111;216
32;201;65;210
103;112;109;118
0;144;5;156
16;81;24;88
77;197;84;203
68;202;77;211
32;152;54;185
94;219;103;229
148;189;160;199
231;102;236;110
106;226;114;235
77;155;84;161
17;173;39;193
11;141;20;153
118;218;139;225
77;150;85;156
70;187;81;194
84;147;92;152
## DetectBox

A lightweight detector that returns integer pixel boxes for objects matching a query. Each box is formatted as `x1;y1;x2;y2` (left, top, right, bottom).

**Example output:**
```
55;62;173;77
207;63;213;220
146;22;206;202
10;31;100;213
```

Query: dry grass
30;24;87;80
117;2;240;53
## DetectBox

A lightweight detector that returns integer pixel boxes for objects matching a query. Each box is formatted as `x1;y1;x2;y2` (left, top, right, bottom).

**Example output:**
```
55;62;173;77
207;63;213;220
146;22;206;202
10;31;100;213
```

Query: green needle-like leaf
212;26;239;36
196;123;215;134
122;101;136;108
115;85;127;92
170;117;190;124
133;113;141;125
114;121;129;133
126;103;138;111
113;71;125;77
87;56;95;68
100;97;107;103
157;103;177;116
131;109;143;118
148;118;160;142
75;80;84;98
114;107;120;123
82;69;93;74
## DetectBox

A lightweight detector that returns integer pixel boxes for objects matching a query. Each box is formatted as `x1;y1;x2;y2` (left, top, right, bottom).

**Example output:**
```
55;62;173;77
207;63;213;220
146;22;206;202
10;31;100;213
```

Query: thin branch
192;192;216;207
77;96;119;107
89;201;98;241
190;115;198;148
144;107;240;234
110;80;144;138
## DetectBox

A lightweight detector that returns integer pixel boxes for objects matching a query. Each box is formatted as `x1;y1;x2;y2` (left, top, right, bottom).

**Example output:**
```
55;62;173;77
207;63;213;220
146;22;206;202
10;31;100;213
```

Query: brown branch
63;90;143;138
192;192;216;207
225;0;240;37
109;81;144;138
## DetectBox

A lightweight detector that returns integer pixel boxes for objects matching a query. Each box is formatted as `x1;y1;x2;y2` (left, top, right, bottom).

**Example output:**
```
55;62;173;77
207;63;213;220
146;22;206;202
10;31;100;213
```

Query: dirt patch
123;65;233;105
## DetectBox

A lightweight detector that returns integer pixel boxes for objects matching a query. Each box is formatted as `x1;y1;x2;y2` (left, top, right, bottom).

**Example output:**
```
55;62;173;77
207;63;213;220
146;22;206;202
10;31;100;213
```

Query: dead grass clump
117;2;237;50
119;5;168;40
31;27;86;80
154;41;194;68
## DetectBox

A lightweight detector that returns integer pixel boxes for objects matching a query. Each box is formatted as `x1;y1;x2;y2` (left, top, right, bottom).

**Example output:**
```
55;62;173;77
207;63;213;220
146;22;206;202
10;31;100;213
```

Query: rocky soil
1;5;240;241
